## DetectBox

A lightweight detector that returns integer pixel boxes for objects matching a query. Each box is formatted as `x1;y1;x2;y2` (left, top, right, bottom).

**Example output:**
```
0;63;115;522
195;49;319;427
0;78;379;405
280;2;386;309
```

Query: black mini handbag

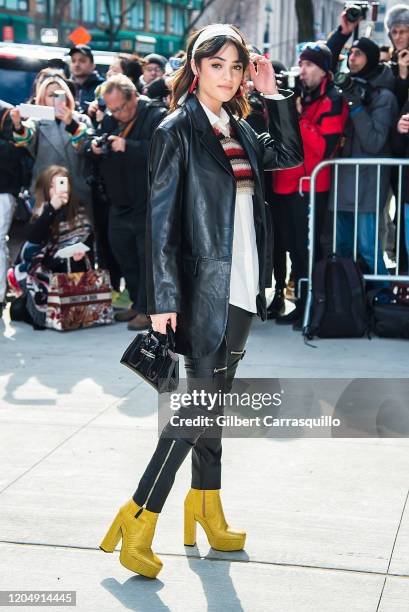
120;324;179;393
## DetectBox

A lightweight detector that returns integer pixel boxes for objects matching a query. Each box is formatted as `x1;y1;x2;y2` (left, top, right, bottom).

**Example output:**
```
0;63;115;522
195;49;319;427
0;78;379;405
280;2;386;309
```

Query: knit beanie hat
299;43;333;73
143;53;167;71
385;4;409;32
350;37;380;73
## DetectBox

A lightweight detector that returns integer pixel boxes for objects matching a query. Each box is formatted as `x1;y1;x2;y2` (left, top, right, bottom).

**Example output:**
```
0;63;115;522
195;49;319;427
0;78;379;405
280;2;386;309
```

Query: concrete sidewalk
0;311;408;612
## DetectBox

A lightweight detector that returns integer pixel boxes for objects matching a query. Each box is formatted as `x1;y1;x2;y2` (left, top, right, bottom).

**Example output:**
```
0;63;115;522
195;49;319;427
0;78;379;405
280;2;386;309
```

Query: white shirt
199;100;259;313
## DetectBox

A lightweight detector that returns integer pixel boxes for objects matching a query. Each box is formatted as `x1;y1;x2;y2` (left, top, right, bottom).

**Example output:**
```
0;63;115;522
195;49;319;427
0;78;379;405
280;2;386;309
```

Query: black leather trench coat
146;92;303;357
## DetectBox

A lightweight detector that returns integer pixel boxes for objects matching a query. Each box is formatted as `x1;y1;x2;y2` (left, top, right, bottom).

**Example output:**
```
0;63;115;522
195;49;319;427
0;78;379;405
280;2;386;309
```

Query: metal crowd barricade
301;158;409;331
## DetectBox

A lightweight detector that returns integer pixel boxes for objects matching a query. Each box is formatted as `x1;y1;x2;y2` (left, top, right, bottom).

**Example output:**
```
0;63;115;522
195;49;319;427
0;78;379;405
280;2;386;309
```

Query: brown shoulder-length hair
32;165;80;233
170;24;250;118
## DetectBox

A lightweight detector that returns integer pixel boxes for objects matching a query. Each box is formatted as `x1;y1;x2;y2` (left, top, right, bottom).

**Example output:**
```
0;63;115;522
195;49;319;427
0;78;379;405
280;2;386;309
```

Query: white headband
177;24;243;106
191;24;243;59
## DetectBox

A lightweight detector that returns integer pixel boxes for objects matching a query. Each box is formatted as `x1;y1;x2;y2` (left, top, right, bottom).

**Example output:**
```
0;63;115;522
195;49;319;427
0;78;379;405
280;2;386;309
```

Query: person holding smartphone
8;165;92;329
10;76;93;223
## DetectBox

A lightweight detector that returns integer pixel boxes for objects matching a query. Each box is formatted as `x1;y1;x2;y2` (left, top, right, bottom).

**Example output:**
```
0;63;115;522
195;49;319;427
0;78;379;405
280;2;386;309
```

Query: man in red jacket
273;42;348;329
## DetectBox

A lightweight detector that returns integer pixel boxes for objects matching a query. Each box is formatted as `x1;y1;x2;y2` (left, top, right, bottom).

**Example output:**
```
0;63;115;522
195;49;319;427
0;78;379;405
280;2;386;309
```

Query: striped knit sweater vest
213;126;255;196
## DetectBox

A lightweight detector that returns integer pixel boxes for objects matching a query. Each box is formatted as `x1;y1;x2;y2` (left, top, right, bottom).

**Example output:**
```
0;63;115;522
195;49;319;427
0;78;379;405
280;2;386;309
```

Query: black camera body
275;69;301;95
344;1;370;23
335;71;373;106
91;132;111;157
97;97;107;112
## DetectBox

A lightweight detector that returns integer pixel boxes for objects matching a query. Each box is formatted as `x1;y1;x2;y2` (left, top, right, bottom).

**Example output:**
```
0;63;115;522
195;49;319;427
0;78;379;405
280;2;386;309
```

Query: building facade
193;0;396;68
0;0;202;54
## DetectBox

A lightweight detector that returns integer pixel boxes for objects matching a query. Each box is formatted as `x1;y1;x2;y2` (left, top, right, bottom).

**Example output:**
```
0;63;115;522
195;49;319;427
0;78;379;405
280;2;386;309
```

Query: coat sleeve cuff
263;93;285;100
65;119;80;135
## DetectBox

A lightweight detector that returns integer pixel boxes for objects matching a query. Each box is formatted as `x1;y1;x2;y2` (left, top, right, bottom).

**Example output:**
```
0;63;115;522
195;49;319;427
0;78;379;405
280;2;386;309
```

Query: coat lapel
185;96;233;177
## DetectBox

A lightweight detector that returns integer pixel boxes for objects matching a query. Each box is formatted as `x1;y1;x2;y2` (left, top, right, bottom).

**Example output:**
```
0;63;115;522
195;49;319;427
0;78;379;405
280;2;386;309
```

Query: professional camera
97;97;106;112
334;71;372;105
276;67;301;92
334;71;355;92
89;131;111;157
344;1;370;23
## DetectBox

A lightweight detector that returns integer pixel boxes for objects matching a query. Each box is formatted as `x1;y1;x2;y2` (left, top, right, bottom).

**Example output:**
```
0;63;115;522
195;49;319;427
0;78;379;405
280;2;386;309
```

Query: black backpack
368;289;409;339
306;255;368;339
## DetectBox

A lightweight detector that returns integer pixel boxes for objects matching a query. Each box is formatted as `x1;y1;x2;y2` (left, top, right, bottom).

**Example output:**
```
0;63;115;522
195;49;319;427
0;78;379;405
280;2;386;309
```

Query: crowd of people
1;4;409;332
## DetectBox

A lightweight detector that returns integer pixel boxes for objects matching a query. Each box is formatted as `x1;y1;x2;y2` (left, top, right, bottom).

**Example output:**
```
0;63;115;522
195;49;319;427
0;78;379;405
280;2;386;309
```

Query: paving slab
1;421;408;575
388;494;409;576
377;576;409;612
1;307;409;611
0;542;385;612
1;312;408;381
0;422;80;491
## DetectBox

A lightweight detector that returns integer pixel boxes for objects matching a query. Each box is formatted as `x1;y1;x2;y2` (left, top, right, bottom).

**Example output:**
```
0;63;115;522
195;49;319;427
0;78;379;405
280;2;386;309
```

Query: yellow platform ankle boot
184;488;246;552
100;499;162;578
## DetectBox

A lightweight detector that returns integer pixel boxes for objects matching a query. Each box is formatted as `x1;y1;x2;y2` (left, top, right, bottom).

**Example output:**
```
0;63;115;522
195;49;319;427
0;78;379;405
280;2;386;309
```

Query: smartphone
169;57;183;72
53;90;66;115
55;176;68;193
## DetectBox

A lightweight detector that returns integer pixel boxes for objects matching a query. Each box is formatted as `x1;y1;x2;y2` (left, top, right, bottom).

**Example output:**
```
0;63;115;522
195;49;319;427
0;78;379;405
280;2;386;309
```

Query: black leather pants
132;304;254;513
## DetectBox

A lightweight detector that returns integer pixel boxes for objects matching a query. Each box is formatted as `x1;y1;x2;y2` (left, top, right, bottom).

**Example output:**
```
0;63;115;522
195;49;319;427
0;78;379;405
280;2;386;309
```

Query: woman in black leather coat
100;23;303;579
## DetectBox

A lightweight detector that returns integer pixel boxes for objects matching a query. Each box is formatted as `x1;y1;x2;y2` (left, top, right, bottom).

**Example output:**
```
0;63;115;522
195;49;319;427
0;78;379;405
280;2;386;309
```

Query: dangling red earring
235;79;246;99
189;75;198;94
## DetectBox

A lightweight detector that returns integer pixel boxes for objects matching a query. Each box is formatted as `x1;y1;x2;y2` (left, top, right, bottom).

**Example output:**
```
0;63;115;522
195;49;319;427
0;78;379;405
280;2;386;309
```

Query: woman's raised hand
49;188;69;210
72;252;86;262
398;114;409;134
150;312;177;334
55;102;73;125
248;54;278;96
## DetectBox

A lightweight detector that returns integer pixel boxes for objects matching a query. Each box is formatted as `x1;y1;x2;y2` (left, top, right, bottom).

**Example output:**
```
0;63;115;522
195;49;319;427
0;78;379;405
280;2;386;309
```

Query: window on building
70;0;79;19
170;7;184;35
70;0;95;21
126;0;144;30
83;0;96;22
35;0;53;13
149;1;166;33
100;0;122;26
0;0;28;9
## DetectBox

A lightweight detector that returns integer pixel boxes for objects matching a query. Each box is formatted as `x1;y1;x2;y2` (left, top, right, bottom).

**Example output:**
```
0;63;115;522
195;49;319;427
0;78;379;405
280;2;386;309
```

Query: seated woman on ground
9;165;93;329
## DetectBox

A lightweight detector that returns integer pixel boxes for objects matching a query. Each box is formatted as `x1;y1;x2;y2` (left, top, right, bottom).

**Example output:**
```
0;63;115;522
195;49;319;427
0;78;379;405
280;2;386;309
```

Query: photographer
90;75;166;331
272;44;348;329
328;5;409;109
327;36;398;275
384;4;409;109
